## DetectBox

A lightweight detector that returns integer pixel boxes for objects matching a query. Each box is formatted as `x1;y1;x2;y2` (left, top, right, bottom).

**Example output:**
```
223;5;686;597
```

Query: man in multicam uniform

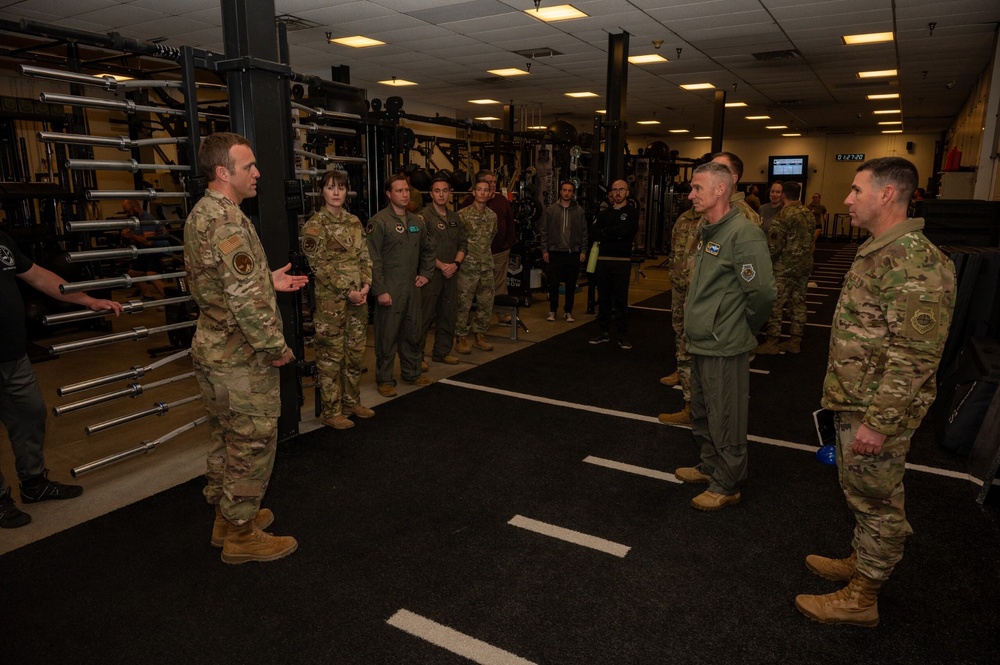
366;174;437;397
659;152;760;425
454;178;497;355
419;175;467;366
756;180;815;355
300;169;373;431
183;132;308;564
795;157;955;627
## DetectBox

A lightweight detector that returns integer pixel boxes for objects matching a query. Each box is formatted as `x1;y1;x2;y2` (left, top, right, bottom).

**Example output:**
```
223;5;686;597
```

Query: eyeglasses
611;187;627;192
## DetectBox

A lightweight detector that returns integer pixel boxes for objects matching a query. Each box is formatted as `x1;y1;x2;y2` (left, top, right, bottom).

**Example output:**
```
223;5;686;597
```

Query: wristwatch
454;260;462;270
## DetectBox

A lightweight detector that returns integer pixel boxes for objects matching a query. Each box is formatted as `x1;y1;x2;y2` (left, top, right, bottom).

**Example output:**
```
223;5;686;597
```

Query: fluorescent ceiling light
878;120;902;125
628;54;668;65
745;115;771;120
867;93;899;100
857;69;897;78
669;129;689;133
680;83;714;90
488;68;529;77
725;102;747;108
475;117;500;121
565;91;598;98
882;129;903;134
766;125;788;129
379;79;416;87
782;133;802;137
525;4;587;22
595;109;606;114
694;136;712;140
873;109;901;114
636;120;661;125
843;32;894;45
328;35;384;48
469;99;501;105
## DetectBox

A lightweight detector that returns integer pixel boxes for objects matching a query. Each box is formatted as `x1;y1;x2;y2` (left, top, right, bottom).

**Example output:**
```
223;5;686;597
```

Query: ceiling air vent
778;99;804;106
751;49;801;61
513;47;564;59
275;14;322;31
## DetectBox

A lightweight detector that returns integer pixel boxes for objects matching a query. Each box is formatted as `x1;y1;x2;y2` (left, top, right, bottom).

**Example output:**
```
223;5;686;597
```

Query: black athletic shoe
589;332;611;345
618;335;633;350
19;471;83;504
0;487;31;528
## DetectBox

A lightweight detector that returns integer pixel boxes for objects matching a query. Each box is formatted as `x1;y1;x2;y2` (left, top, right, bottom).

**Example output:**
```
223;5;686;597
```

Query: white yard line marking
508;515;631;558
387;609;536;665
441;379;975;483
583;455;682;483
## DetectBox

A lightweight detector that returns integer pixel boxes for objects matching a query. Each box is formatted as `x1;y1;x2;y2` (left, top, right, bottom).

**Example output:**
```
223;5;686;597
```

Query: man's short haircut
474;176;492;187
711;151;744;181
474;169;494;181
559;180;576;191
770;181;783;189
693;161;734;192
782;180;802;201
430;174;451;187
385;173;408;192
857;157;918;204
198;132;251;182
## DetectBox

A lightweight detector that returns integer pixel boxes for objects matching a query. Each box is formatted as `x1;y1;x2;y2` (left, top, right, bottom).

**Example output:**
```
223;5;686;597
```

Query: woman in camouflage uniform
301;170;374;430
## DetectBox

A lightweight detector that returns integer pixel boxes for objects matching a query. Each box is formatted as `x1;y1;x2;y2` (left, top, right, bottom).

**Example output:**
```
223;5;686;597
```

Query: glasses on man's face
611;187;627;192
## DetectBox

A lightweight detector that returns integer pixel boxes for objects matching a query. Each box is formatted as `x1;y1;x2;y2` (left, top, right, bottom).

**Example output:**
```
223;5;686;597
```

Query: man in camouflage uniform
419;175;467;365
660;152;759;425
795;157;955;627
300;169;373;430
454;178;498;354
367;174;437;397
183;132;308;564
756;180;815;355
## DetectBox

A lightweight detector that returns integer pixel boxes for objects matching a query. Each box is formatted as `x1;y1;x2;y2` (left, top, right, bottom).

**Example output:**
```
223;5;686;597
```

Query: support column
711;90;727;155
603;32;629;184
219;0;302;442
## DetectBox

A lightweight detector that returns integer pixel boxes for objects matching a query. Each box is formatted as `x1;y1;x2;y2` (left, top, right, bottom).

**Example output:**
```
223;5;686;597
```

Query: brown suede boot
795;574;881;627
455;335;472;354
658;403;691;425
473;333;494;351
211;505;274;548
756;338;780;354
778;335;802;353
659;372;680;386
805;550;857;582
347;404;375;419
221;522;298;564
323;414;355;430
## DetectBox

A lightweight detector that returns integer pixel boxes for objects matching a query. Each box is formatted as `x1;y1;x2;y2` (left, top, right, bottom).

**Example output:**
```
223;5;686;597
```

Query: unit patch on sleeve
741;263;757;282
232;251;255;276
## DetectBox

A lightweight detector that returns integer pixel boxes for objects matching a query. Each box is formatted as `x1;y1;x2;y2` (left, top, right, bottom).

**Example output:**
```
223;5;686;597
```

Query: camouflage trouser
767;273;809;339
835;411;914;582
314;294;368;420
194;356;279;526
455;261;494;336
671;285;691;402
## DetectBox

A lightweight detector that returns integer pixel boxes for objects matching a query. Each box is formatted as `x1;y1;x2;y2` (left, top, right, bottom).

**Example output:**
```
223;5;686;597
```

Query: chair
492;294;529;340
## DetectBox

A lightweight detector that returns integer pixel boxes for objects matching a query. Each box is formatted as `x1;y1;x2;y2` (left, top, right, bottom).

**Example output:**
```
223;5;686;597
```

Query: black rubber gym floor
2;244;998;664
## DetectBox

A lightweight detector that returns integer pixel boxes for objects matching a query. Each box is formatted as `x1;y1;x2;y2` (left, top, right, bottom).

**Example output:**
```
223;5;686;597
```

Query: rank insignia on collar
395;222;405;234
741;263;756;282
706;241;721;256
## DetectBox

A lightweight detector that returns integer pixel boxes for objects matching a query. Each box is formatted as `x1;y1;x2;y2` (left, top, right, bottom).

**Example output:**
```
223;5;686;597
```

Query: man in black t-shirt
0;231;123;528
588;179;639;349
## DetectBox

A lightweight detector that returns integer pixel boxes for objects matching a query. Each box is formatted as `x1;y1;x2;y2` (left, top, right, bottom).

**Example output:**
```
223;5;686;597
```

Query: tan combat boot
211;505;274;548
347;404;375;419
473;333;494;351
805;550;857;582
420;361;429;373
778;335;802;354
323;414;355;430
674;466;711;484
794;574;881;627
658;402;691;425
455;335;472;354
659;372;680;386
221;522;298;564
756;337;780;354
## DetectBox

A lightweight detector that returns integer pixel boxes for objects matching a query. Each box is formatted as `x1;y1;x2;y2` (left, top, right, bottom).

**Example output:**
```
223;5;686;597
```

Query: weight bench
493;294;529;340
